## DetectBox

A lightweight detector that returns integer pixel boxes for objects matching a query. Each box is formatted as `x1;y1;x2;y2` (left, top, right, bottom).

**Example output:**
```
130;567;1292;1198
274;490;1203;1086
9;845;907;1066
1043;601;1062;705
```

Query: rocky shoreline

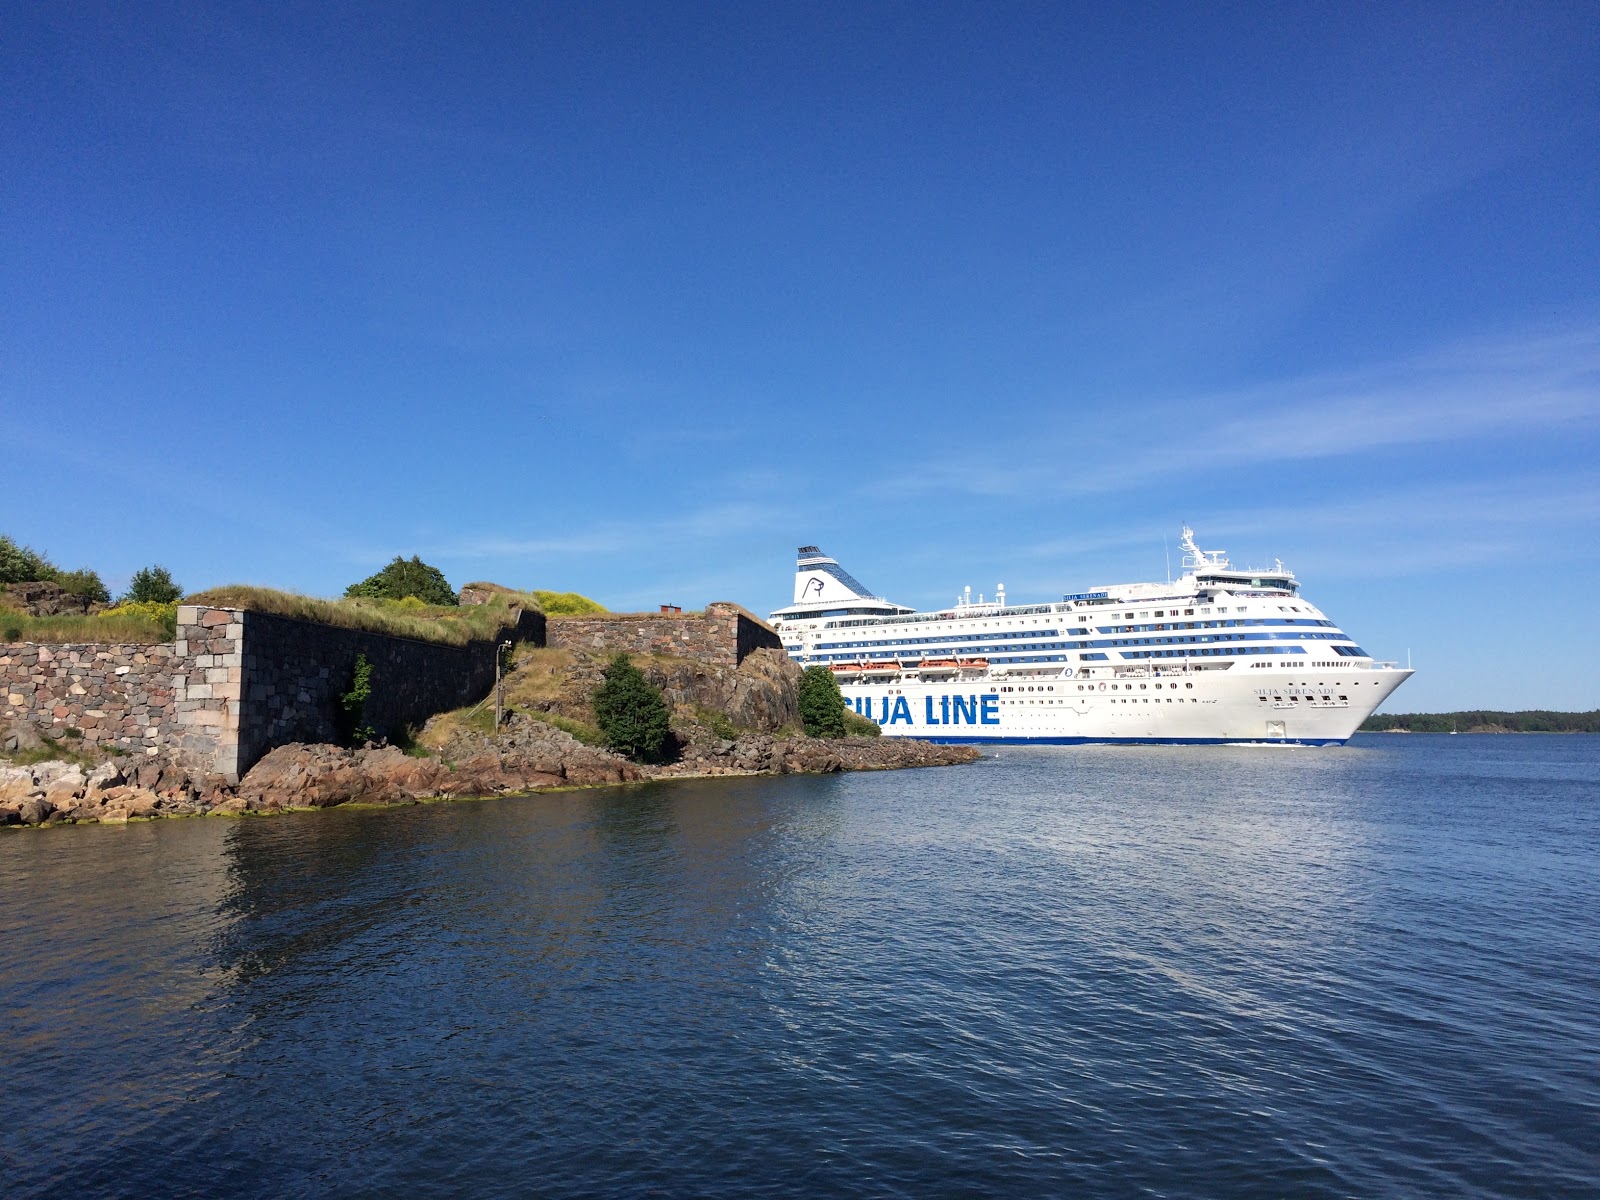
0;716;981;827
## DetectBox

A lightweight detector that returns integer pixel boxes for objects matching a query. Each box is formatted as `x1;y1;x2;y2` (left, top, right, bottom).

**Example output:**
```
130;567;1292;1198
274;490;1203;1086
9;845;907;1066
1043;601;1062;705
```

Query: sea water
2;736;1596;1198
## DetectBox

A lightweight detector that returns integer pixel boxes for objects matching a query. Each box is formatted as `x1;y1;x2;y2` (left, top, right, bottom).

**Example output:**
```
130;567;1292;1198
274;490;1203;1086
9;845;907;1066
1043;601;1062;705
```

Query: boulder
352;747;446;797
238;744;386;809
42;766;87;810
86;761;125;792
3;722;44;753
0;766;38;805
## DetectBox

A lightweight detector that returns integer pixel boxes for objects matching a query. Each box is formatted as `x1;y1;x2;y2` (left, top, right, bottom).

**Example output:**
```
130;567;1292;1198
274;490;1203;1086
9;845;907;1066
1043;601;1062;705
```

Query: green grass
183;586;534;646
1;610;172;645
694;706;742;740
0;728;119;769
524;710;607;746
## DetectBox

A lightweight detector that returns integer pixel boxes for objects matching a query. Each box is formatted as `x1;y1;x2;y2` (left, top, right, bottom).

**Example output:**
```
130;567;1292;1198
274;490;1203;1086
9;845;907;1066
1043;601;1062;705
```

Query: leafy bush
695;706;741;741
798;666;849;738
345;556;457;606
336;653;376;745
0;535;107;600
123;565;182;604
53;568;110;603
593;653;672;762
0;535;55;585
843;709;881;737
531;590;607;615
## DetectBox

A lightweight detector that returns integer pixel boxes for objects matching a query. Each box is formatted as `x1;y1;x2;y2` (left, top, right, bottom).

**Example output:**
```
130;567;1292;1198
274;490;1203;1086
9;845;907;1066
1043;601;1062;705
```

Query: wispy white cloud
416;499;788;565
867;325;1600;502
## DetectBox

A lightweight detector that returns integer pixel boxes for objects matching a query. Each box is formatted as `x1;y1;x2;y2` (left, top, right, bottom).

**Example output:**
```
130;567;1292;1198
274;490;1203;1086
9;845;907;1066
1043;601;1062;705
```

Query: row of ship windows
813;617;1339;652
817;630;1069;649
1100;603;1312;620
817;598;1320;634
814;633;1351;660
1097;632;1350;648
1123;647;1301;660
812;630;1350;659
1095;618;1336;633
813;643;1367;665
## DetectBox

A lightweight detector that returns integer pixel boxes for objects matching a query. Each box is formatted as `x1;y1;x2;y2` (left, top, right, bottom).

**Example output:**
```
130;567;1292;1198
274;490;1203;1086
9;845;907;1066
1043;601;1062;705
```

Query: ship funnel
793;546;879;605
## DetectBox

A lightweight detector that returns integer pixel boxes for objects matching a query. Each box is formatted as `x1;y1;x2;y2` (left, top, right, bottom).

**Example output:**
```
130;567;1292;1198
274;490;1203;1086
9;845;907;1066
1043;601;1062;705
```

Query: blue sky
4;2;1597;712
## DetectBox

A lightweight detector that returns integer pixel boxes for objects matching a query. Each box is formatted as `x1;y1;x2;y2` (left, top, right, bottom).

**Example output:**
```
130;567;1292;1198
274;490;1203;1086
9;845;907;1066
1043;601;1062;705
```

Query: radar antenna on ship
1179;526;1229;571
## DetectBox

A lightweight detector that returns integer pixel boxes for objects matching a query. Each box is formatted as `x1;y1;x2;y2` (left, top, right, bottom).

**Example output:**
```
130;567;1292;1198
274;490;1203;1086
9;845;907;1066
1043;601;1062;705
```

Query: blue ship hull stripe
903;735;1350;747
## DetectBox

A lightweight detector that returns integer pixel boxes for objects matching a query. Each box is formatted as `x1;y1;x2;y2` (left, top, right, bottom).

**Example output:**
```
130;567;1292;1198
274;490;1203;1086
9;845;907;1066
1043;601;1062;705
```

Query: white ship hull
838;665;1410;746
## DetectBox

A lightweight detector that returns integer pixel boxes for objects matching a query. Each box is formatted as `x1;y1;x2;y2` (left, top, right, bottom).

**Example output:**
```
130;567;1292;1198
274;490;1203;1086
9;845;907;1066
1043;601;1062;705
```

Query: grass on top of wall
182;586;535;646
0;609;173;646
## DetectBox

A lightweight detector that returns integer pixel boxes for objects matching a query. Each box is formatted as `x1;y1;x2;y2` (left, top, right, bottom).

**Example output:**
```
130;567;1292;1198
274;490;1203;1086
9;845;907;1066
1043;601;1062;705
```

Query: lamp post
495;640;512;728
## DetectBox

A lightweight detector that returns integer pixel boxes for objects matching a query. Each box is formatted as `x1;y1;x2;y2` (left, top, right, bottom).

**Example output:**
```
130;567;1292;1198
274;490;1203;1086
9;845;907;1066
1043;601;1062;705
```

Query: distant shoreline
1362;728;1592;734
1360;710;1598;735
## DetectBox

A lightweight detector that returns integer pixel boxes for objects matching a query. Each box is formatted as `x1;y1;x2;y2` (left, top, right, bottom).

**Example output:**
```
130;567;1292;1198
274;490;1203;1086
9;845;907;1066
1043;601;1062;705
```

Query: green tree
798;665;849;738
593;653;672;762
345;556;458;606
122;564;182;604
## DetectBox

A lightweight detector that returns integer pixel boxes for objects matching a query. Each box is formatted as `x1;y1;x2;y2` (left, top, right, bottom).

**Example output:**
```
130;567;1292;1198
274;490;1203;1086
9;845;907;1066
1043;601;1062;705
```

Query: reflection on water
2;738;1597;1198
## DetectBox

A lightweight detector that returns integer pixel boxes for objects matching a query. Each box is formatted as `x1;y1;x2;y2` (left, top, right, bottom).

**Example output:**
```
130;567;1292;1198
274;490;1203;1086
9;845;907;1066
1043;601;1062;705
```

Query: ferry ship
768;531;1411;746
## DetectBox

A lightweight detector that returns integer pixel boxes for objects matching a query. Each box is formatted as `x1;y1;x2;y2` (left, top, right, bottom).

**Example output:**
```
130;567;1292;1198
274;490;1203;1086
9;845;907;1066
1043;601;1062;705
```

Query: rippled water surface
3;736;1597;1198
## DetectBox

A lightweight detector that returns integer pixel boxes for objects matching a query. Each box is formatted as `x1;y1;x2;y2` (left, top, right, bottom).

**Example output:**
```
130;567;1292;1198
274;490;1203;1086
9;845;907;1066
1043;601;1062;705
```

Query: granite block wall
3;605;544;782
546;602;780;667
0;642;180;754
234;610;504;774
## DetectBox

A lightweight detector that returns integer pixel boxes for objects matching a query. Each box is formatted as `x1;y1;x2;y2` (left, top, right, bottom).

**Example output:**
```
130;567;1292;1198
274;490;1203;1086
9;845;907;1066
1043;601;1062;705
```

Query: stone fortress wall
0;607;242;771
546;602;781;666
2;599;774;782
233;608;543;774
1;607;546;782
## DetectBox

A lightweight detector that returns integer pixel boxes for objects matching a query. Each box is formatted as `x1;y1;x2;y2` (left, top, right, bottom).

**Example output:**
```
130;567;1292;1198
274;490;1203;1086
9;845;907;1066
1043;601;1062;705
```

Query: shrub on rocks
843;709;881;737
0;535;108;603
593;654;673;763
798;666;849;738
0;535;56;585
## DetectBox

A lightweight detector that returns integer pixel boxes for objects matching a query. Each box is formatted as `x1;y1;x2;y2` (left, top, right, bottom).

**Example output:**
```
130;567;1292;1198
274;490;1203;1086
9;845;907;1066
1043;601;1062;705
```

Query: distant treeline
1361;711;1600;733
